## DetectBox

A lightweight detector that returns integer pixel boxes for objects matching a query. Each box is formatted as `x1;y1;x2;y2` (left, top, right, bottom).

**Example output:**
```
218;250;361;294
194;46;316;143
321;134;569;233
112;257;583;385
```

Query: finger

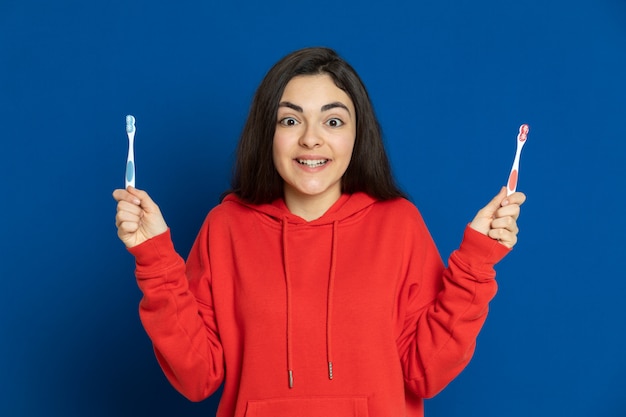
116;199;144;215
491;217;519;234
501;191;526;208
117;219;140;235
113;188;141;205
494;204;521;221
126;187;161;213
488;228;517;248
115;206;142;226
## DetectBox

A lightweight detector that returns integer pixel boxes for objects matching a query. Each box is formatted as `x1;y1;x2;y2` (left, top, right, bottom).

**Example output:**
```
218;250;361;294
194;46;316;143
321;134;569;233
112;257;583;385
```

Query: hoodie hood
222;192;378;388
222;192;378;226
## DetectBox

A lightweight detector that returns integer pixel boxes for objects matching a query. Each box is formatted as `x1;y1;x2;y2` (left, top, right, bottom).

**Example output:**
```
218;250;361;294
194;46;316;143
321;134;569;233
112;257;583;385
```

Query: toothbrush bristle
126;115;136;133
520;124;529;135
518;124;529;142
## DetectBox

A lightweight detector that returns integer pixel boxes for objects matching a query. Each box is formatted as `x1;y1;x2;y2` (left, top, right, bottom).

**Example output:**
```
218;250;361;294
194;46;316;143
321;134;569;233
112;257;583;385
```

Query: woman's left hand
469;187;526;249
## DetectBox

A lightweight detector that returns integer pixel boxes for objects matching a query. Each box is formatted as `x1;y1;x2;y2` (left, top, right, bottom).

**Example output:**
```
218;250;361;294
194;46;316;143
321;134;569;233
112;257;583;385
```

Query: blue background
1;0;625;415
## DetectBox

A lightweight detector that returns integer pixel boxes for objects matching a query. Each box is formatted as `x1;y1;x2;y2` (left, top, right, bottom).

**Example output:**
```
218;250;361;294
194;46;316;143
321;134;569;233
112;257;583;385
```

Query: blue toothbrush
125;115;136;188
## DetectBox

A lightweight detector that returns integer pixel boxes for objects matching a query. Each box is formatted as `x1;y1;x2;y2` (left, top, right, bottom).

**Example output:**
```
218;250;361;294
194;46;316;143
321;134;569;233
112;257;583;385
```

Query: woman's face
272;74;356;212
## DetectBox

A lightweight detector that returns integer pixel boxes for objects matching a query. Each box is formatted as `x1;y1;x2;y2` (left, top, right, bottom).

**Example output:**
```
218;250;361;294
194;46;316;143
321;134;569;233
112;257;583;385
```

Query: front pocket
245;396;369;417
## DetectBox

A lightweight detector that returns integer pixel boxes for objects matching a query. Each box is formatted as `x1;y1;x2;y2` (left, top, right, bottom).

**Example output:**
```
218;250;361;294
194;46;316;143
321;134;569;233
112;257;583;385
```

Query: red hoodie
129;192;509;417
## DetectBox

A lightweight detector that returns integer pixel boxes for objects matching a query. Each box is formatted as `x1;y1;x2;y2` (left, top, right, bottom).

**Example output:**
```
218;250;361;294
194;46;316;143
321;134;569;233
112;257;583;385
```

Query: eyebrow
278;101;351;115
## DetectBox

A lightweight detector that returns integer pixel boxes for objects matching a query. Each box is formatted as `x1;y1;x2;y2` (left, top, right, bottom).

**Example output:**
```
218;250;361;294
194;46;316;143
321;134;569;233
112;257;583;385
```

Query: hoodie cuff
127;229;182;278
453;225;511;277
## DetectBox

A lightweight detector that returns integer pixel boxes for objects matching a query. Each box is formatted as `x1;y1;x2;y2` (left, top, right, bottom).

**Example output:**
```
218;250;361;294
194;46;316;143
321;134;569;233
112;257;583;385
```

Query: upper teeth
298;159;328;167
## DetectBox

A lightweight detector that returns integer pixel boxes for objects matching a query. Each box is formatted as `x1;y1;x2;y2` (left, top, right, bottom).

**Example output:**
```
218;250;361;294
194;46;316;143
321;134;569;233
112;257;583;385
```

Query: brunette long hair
229;47;406;204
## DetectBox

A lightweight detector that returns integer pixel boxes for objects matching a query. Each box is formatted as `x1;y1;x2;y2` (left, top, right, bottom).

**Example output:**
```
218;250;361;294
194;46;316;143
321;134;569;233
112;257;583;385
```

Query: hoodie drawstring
326;220;338;381
282;218;295;389
281;218;339;388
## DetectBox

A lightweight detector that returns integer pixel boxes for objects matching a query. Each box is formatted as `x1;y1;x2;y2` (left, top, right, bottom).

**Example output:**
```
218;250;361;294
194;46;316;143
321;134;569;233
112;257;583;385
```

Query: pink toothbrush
506;124;529;196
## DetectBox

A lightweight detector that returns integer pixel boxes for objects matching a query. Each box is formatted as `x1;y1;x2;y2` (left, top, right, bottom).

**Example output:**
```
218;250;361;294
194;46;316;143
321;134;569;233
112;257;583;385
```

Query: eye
325;118;344;128
279;117;299;127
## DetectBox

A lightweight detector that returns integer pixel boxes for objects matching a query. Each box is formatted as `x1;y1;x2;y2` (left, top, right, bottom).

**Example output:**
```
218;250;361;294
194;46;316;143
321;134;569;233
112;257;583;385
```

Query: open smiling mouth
297;159;329;168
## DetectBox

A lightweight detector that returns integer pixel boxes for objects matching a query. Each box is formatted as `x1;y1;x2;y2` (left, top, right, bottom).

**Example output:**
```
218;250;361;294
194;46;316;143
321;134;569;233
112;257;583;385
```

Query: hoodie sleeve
129;225;225;402
397;221;509;399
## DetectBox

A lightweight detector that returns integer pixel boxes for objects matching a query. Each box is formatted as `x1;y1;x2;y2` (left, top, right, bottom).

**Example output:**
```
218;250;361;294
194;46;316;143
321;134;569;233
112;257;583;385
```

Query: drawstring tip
328;361;333;380
288;370;294;389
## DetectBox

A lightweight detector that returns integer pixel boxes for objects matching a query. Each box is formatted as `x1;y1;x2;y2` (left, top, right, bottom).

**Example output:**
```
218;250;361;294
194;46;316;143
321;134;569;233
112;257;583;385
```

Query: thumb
124;186;168;244
479;186;508;218
127;186;160;213
469;187;507;236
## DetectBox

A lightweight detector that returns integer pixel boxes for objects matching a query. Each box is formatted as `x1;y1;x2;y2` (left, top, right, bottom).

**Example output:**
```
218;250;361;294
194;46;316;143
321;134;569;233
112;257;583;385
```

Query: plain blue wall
1;0;625;415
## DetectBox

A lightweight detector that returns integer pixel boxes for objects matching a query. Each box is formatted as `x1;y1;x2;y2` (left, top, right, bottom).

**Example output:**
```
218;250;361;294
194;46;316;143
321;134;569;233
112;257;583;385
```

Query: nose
299;123;323;149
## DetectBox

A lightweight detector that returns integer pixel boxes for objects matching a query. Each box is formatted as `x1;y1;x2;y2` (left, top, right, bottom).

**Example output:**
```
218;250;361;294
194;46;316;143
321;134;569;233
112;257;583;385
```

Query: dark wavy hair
229;47;406;204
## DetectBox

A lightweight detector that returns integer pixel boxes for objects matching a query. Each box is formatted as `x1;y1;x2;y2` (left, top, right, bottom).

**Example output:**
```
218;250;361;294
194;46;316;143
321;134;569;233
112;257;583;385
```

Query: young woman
113;47;525;417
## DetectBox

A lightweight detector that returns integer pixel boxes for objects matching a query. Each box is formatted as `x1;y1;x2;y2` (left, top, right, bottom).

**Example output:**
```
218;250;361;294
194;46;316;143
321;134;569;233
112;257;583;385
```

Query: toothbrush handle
506;158;519;196
125;135;135;188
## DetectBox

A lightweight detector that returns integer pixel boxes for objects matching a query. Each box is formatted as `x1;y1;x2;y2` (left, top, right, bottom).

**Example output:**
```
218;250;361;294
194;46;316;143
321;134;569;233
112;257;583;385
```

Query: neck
283;189;341;221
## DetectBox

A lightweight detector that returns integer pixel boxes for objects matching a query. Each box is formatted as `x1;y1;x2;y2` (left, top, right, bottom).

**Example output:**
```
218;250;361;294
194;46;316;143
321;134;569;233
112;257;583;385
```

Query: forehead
281;74;353;107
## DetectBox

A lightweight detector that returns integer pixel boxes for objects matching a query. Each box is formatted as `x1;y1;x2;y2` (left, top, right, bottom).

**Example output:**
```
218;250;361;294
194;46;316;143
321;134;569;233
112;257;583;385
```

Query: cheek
272;135;289;175
341;134;356;161
272;134;286;157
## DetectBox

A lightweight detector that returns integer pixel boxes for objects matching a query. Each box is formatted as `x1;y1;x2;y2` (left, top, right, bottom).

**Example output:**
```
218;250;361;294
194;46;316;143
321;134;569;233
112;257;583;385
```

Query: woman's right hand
113;187;169;248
